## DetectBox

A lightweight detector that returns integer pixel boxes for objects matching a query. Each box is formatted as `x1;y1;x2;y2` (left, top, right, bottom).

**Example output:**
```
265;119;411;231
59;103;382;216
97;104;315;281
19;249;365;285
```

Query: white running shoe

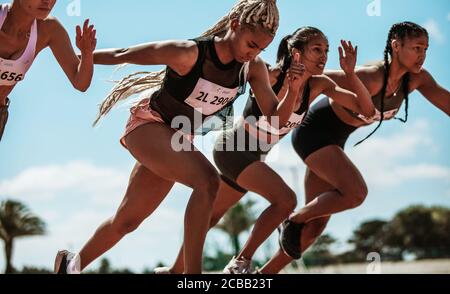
54;250;81;274
223;256;252;274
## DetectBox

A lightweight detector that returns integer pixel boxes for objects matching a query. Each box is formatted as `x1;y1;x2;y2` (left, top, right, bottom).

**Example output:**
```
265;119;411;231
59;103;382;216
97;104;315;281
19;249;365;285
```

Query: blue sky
0;0;449;272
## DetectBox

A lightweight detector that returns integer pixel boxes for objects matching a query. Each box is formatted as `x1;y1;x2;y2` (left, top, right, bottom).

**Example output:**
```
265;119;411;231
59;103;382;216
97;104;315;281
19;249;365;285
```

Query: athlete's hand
288;52;307;92
339;40;357;75
76;19;97;56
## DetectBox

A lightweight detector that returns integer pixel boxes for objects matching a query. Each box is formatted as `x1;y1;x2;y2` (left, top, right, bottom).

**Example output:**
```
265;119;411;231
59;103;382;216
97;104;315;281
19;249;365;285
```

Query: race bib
0;67;25;83
0;57;31;85
184;78;239;116
256;112;305;136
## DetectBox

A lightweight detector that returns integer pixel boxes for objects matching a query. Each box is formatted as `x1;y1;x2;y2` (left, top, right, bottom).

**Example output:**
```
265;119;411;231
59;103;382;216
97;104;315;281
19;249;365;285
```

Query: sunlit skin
396;35;428;74
163;32;376;274
299;35;329;75
259;32;449;274
227;23;273;63
273;35;330;102
68;16;307;274
0;0;97;106
330;35;448;128
16;0;56;20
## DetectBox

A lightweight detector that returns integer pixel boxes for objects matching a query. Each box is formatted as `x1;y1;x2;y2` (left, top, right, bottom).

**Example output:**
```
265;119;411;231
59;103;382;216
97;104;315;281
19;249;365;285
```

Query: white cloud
392;164;450;180
0;161;187;272
348;120;450;188
423;19;445;43
0;161;129;205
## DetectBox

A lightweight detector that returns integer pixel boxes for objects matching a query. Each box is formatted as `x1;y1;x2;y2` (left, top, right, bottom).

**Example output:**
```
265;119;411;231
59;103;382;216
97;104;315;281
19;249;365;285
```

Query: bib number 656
0;71;24;82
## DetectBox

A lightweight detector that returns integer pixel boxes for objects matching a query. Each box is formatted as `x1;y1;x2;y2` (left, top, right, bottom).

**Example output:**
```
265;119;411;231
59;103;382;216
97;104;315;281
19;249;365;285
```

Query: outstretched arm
417;69;450;116
48;18;96;92
92;40;198;76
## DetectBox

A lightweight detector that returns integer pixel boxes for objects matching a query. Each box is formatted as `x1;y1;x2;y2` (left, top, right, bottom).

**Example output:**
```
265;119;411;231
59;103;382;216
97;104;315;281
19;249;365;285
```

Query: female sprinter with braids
54;0;306;274
0;0;96;142
157;27;375;274
263;21;450;274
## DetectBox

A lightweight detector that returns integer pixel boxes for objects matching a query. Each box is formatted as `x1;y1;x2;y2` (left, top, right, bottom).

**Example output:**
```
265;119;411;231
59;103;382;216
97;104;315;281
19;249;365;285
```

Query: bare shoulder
310;74;335;89
38;16;66;34
248;56;269;79
171;40;198;60
166;40;198;51
355;64;384;94
33;16;66;50
156;40;196;57
162;40;198;73
249;56;266;68
356;64;382;76
409;67;434;88
357;64;383;81
410;68;434;84
305;75;333;101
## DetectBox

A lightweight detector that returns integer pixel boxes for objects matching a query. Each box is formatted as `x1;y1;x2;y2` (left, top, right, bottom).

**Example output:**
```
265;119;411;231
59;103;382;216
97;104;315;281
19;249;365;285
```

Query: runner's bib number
184;78;239;116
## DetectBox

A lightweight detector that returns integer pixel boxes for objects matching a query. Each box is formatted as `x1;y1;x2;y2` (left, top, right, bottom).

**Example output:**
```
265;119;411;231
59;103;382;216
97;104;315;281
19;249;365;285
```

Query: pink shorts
120;98;194;149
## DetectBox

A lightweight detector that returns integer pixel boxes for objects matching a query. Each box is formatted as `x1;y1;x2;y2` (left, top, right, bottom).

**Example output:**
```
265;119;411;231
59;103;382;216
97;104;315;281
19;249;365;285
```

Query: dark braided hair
355;21;428;146
276;27;328;73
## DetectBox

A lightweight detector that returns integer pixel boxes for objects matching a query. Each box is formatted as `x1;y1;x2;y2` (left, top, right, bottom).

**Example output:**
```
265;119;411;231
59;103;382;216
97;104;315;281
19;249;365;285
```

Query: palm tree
215;199;257;256
0;200;46;274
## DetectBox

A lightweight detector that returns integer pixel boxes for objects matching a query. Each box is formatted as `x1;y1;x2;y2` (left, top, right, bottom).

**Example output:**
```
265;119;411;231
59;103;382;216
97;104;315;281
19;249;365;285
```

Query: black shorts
213;128;271;194
292;97;357;161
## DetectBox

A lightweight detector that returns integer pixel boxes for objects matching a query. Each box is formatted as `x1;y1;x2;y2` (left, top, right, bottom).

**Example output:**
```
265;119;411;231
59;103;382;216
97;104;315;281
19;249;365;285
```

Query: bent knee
209;214;223;228
192;171;220;202
349;184;368;208
273;188;297;214
338;180;368;208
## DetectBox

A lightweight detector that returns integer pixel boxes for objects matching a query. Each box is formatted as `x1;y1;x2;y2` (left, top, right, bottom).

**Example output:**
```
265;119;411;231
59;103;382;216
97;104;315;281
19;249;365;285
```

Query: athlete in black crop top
150;36;248;134
54;0;308;275
164;27;374;275
263;22;450;274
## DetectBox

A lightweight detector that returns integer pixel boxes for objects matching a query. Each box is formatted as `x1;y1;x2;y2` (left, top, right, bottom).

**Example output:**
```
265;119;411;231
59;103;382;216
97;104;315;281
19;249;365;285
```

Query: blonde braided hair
93;0;279;126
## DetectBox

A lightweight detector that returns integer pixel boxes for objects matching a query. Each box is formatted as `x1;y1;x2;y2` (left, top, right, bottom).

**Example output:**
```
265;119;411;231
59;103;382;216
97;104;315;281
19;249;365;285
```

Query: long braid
355;21;427;145
202;0;279;37
396;73;410;123
93;0;279;126
354;30;392;146
92;70;165;126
